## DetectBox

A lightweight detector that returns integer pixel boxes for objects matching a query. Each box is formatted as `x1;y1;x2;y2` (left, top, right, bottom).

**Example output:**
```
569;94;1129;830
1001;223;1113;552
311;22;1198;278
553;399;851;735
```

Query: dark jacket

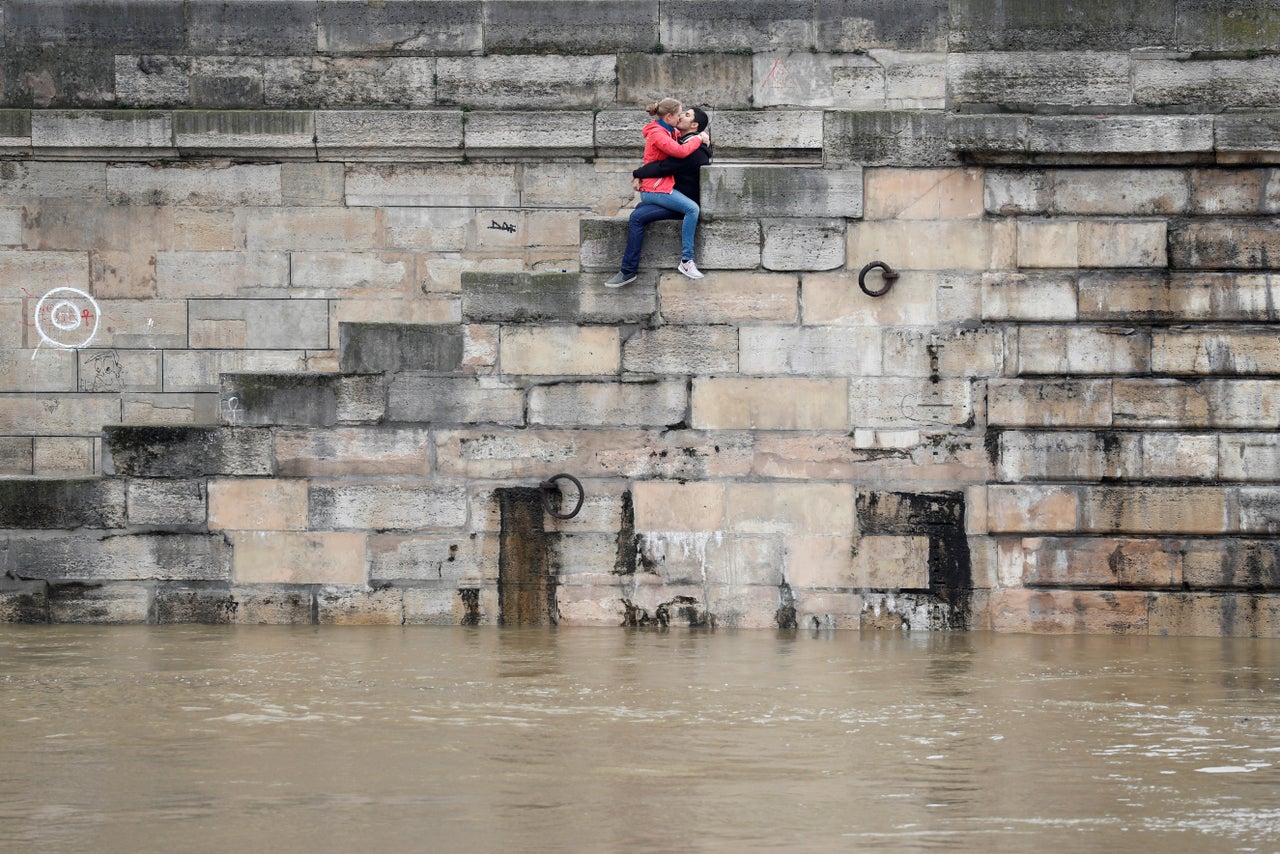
632;133;712;204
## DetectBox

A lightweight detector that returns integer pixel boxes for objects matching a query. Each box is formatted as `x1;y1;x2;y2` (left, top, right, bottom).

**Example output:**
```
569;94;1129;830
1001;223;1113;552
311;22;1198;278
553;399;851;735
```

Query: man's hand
631;177;641;191
697;131;710;144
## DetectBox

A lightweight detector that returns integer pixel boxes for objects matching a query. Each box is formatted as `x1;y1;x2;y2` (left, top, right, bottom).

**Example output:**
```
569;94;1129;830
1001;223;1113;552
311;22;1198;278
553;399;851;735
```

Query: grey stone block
949;52;1132;108
114;55;192;108
947;114;1030;159
618;53;753;110
281;162;344;205
1176;0;1280;51
315;110;463;161
48;582;151;623
0;478;125;529
103;425;273;477
486;1;658;53
949;0;1176;51
622;325;739;375
0;577;48;623
462;271;656;324
1170;220;1280;269
713;109;824;159
31;110;174;158
5;533;232;582
762;219;846;271
262;56;436;109
813;0;949;51
702;165;863;218
126;479;208;529
0;110;31;148
1135;58;1280;110
437;55;615;109
190;57;265;108
386;375;525;425
1027;116;1214;161
658;0;816;52
529;380;687;427
221;373;386;427
345;163;520;207
173;110;315;158
464;111;594;159
317;0;483;54
187;0;318;55
188;299;330;349
1215;112;1280;163
4;0;186;50
825;110;954;166
0;437;33;476
0;47;115;109
231;584;316;625
309;484;468;530
154;583;237;624
340;323;465;374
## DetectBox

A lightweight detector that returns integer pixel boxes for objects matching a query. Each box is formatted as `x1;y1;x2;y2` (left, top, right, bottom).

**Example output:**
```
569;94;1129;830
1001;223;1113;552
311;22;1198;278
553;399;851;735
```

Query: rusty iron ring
858;261;899;297
540;473;585;520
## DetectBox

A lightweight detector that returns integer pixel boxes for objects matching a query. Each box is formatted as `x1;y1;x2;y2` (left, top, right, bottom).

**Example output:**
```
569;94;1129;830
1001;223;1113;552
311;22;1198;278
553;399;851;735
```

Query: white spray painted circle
34;287;100;350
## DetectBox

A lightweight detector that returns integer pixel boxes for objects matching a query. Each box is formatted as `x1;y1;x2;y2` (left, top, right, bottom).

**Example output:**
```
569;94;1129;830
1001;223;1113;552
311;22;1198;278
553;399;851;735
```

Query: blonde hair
646;98;682;118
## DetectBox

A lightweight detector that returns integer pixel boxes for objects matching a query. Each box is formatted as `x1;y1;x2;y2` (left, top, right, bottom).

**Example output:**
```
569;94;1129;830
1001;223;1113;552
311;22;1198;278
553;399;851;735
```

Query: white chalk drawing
221;396;243;425
32;286;100;359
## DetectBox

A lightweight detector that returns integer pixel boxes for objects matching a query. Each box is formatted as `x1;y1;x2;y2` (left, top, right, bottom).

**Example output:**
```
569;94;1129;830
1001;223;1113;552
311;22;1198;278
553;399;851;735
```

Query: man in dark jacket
605;107;712;287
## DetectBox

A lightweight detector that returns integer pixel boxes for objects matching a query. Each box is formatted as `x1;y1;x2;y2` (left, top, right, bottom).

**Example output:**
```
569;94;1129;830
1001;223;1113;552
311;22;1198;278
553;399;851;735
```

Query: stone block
154;583;238;623
383;208;469;252
849;377;974;428
387;375;524;425
946;114;1029;159
155;251;289;299
1214;112;1280;163
281;162;344;206
692;377;848;430
314;109;461;160
48;583;151;624
1171;220;1280;269
462;271;655;325
0;110;32;153
658;0;811;52
849;219;1014;271
221;373;384;427
1027;115;1214;160
881;327;1004;378
240;208;375;251
314;586;403;625
0;251;89;295
949;0;1176;51
317;0;483;54
339;323;464;374
106;163;280;206
261;56;436;109
703;165;862;219
529;380;687;428
1190;168;1273;215
120;392;220;426
6;0;184;49
1080;486;1231;535
77;350;159;394
0;348;76;392
996;430;1141;483
127;479;208;529
0;576;48;623
753;52;884;110
710;110;824;159
499;325;619;376
825;110;953;167
1016;537;1181;588
0;394;120;436
232;531;367;586
229;585;315;625
988;379;1112;427
1078;271;1280;322
288;252;415;297
436;55;615;109
186;0;317;54
981;272;1078;321
0;478;124;529
622;325;738;375
1237;487;1280;534
309;484;467;531
274;426;430;477
1121;379;1280;429
633;481;726;532
1182;540;1280;590
0;437;34;476
463;111;593;159
949;52;1131;107
186;56;267;109
31;110;174;158
864;167;983;220
986;485;1080;533
1052;168;1189;215
0;208;22;246
208;479;307;531
1152;330;1280;375
1175;0;1280;51
659;271;796;324
752;432;989;484
1222;435;1280;482
0;46;116;110
113;55;191;109
739;326;880;376
189;299;329;349
851;535;931;589
1017;219;1167;268
761;219;846;271
989;589;1151;635
369;534;495;584
1150;593;1280;638
402;585;485;626
1013;326;1150;375
984;169;1050;215
618;52;751;109
103;425;273;477
801;269;953;326
1136;57;1280;110
346;163;518;207
162;350;306;394
6;532;230;581
726;482;854;536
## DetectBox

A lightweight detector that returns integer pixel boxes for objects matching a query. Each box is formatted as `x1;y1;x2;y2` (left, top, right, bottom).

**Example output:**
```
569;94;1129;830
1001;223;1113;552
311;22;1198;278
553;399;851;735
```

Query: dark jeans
620;202;680;275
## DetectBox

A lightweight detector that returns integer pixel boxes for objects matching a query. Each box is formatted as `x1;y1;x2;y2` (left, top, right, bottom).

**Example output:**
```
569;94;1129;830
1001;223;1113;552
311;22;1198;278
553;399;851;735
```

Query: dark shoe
605;271;637;288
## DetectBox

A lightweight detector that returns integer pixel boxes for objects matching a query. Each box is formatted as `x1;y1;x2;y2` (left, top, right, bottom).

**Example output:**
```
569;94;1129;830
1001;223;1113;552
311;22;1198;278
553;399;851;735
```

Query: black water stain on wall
496;487;558;626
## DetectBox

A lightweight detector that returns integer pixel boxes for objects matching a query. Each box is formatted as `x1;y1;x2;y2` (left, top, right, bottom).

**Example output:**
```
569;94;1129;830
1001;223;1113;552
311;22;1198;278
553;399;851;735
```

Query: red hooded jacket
638;119;704;194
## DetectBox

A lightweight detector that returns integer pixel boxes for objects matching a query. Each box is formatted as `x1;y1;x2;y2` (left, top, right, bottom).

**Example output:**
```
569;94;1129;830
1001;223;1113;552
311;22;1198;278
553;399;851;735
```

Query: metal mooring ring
540;473;585;520
858;261;900;297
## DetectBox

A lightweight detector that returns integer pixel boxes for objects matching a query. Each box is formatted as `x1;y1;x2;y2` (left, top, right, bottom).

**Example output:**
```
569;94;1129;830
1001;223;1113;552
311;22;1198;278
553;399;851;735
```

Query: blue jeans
640;190;699;262
620;202;680;275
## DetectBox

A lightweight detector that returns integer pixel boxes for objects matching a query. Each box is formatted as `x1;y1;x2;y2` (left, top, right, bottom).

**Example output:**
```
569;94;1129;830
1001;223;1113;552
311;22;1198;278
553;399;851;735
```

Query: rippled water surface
1;627;1278;851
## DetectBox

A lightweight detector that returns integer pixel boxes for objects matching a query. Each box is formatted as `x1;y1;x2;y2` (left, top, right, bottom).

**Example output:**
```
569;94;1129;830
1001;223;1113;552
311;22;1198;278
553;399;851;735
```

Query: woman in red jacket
637;98;710;279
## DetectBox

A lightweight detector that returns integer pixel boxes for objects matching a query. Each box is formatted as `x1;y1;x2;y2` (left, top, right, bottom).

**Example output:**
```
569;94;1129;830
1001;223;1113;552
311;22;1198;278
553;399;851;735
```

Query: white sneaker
677;259;704;279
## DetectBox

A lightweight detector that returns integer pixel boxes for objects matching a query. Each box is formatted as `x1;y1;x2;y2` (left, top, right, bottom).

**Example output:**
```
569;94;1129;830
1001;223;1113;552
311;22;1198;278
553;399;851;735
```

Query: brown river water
1;626;1278;852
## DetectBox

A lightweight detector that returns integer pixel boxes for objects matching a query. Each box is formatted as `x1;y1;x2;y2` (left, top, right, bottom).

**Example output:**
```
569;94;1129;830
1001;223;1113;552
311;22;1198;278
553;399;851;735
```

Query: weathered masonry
3;0;1280;635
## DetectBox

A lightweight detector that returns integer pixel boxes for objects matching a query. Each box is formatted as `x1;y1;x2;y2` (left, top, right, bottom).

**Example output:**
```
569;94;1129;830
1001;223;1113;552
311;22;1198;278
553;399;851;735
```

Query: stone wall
2;0;1280;635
